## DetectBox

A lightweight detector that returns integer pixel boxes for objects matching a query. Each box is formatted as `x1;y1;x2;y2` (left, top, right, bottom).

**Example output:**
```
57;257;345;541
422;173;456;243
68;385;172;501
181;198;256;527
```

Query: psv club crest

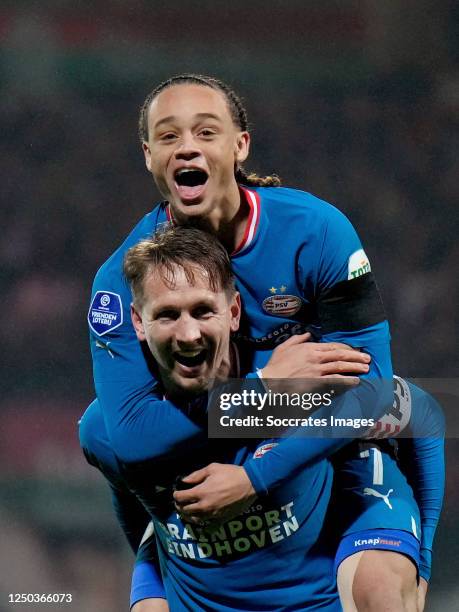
262;285;302;317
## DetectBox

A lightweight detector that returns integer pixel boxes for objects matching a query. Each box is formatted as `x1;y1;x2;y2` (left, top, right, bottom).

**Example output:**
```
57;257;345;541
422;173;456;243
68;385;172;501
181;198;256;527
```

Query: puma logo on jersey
363;487;394;510
95;339;114;358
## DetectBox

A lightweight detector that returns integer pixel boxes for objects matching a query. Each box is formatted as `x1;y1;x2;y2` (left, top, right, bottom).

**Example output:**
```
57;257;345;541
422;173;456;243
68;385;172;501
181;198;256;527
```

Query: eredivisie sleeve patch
88;291;123;336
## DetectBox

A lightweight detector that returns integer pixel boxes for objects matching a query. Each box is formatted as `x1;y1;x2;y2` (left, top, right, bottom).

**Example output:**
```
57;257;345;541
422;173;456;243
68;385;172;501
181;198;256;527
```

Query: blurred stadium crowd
0;2;457;610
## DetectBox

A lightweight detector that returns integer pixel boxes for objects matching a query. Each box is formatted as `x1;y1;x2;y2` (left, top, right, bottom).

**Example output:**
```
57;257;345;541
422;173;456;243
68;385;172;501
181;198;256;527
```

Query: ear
235;131;250;165
142;141;152;172
131;304;146;341
229;292;242;332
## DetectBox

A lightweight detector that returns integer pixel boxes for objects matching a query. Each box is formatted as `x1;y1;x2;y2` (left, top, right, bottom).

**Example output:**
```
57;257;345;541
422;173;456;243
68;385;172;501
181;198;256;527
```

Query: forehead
148;84;233;128
142;264;225;307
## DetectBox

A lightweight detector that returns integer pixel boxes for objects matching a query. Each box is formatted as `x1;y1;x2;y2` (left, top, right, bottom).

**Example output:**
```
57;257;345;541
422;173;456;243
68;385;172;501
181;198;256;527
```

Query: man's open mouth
174;169;209;202
173;349;207;368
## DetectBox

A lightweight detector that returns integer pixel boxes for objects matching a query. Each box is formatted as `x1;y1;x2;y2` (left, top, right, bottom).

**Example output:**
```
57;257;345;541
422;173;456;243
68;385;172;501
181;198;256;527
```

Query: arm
79;399;154;552
132;601;169;612
245;338;392;495
175;206;393;519
244;205;393;494
131;598;169;612
79;399;167;607
175;354;391;520
396;381;445;583
174;335;373;522
88;209;220;464
130;524;167;611
399;436;444;581
90;260;209;463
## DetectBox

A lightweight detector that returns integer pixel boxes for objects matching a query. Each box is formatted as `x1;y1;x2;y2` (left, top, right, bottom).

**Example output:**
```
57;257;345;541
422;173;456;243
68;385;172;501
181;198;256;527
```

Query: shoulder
93;204;167;291
254;186;351;227
89;204;167;339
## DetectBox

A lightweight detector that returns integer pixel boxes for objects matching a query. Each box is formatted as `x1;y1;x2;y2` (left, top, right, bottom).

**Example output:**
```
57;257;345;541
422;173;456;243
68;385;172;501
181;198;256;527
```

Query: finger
173;485;203;504
315;343;369;356
321;374;360;385
336;363;370;375
317;349;371;364
177;510;206;525
174;500;202;514
181;467;209;484
320;360;369;375
174;501;210;518
280;332;311;346
314;342;353;351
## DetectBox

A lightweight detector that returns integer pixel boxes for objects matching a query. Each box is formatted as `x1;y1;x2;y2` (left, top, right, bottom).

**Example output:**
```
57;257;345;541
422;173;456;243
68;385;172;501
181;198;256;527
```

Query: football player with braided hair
81;75;444;610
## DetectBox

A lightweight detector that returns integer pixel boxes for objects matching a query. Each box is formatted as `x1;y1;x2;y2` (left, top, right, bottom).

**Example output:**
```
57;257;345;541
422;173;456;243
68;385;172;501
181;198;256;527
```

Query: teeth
176;168;197;176
177;350;202;357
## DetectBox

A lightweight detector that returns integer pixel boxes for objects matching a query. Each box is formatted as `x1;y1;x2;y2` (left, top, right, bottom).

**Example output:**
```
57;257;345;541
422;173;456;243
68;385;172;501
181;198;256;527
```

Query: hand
173;463;256;525
261;332;370;391
131;598;169;612
417;577;428;612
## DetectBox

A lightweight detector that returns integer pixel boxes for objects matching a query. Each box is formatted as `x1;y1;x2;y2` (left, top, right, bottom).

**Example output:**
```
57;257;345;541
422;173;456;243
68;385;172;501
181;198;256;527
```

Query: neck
173;183;249;253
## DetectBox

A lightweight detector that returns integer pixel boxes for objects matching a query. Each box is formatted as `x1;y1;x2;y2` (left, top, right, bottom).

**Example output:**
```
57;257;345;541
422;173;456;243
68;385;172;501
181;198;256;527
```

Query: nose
175;314;202;345
174;132;201;161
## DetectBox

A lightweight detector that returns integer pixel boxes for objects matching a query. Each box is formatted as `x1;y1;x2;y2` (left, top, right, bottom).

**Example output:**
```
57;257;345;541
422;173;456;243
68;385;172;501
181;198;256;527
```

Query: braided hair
138;74;281;188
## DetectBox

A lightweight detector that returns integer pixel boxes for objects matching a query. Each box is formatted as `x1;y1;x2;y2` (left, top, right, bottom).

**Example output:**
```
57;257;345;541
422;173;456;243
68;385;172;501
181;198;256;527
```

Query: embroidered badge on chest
88;291;123;336
262;285;302;317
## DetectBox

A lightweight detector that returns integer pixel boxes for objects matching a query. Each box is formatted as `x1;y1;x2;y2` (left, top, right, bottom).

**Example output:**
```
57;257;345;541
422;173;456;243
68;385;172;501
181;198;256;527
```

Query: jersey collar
164;186;261;256
231;187;261;256
165;203;175;225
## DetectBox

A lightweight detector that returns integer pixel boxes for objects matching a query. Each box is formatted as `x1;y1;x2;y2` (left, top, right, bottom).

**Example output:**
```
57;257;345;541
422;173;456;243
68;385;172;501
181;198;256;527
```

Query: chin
172;194;213;216
176;377;209;396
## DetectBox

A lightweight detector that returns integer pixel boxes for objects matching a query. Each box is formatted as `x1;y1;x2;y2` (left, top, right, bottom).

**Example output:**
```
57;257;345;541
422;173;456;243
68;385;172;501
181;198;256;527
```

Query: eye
159;132;177;142
155;309;179;321
193;305;215;319
198;128;216;139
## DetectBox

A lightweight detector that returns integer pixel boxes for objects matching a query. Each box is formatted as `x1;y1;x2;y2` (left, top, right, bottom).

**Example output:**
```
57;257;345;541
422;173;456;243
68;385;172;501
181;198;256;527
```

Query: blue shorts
335;528;420;576
331;441;421;573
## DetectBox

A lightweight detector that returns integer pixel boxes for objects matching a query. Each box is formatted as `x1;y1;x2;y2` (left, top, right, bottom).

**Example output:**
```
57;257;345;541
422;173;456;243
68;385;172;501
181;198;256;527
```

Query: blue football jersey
88;186;392;472
86;185;394;609
80;377;444;607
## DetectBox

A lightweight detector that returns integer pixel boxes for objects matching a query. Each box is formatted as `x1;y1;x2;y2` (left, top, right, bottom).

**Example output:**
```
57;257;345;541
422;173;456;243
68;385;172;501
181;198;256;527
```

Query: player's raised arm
242;203;393;494
395;380;445;583
311;200;391;380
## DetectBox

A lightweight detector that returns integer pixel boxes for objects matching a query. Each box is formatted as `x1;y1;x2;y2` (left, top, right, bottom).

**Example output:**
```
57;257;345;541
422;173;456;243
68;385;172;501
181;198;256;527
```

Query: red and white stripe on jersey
367;420;401;439
166;204;175;225
165;187;261;256
232;188;261;255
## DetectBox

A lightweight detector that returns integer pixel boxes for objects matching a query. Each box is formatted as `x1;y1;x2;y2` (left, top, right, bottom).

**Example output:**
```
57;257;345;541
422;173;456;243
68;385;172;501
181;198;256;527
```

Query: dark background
0;1;457;610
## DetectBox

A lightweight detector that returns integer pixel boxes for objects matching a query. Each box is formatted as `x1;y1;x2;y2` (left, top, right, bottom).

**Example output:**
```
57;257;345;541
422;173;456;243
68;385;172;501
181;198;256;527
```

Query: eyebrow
153;113;222;130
